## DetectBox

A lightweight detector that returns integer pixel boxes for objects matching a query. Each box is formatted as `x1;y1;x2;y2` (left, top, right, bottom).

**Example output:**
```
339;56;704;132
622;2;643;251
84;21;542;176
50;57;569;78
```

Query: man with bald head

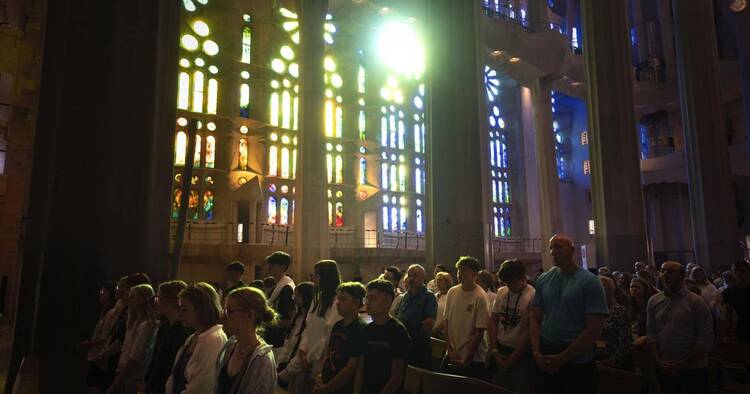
394;264;438;369
647;261;713;394
529;234;609;394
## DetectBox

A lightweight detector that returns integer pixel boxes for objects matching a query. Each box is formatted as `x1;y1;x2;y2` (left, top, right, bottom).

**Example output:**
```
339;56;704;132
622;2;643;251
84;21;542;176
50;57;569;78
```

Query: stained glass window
203;190;214;220
280;198;289;225
240;84;250;118
172;188;182;219
359;158;367;185
189;189;200;220
205;136;215;168
241;24;252;64
239;138;248;170
281;147;290;178
485;65;512;237
175;131;187;165
178;72;190;110
268;197;277;224
269;145;278;176
194;135;202;167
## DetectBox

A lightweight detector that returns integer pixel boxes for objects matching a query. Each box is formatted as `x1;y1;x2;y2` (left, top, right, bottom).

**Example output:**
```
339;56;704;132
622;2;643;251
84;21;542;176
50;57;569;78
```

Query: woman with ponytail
216;287;279;393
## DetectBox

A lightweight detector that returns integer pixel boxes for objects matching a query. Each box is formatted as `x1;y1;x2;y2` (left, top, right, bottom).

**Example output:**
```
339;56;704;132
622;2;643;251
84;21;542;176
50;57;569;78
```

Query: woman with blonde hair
432;271;453;338
108;284;159;393
167;282;228;393
216;286;279;393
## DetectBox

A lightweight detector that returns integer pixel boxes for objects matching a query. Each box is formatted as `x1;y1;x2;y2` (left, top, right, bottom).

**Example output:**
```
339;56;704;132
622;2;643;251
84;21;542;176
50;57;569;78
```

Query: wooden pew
596;364;649;394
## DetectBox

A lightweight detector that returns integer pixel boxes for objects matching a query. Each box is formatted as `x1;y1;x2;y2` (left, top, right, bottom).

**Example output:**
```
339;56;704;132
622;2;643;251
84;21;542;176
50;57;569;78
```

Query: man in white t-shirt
488;259;535;393
442;256;490;380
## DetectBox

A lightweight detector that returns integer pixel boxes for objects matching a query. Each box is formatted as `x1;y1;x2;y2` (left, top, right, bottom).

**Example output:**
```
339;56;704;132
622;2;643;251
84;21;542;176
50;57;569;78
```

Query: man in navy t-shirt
530;234;609;394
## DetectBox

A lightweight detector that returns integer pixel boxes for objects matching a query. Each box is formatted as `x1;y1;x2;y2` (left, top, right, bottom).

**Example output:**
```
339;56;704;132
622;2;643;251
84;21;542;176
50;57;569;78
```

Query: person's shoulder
537;267;560;281
576;267;598;280
388;317;409;333
647;291;666;307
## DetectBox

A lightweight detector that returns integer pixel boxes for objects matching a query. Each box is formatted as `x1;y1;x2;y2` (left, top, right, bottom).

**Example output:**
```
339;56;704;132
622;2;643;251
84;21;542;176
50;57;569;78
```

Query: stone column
721;1;750;149
656;0;677;78
530;78;563;269
7;0;179;390
427;0;488;269
581;0;649;272
672;0;739;272
528;0;550;32
294;0;329;280
630;0;649;65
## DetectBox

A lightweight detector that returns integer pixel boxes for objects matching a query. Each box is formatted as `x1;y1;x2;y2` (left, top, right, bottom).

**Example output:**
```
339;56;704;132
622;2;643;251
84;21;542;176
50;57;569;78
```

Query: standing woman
629;277;653;339
276;282;315;371
278;260;342;393
81;281;117;393
108;284;159;393
216;287;279;393
167;282;228;394
93;273;151;392
432;272;453;339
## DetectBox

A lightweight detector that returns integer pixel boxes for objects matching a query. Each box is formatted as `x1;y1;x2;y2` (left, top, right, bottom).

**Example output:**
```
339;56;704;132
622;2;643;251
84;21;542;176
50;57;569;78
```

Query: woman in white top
432;271;454;338
166;282;228;394
216;286;279;393
477;270;498;310
278;260;342;393
108;284;159;393
276;282;314;370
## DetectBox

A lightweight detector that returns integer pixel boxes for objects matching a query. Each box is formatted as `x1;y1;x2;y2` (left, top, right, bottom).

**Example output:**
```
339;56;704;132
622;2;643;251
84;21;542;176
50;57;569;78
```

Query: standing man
357;279;411;394
488;259;535;393
264;251;296;348
442;256;490;380
394;264;438;369
530;234;609;394
222;261;246;302
722;259;750;343
648;261;714;394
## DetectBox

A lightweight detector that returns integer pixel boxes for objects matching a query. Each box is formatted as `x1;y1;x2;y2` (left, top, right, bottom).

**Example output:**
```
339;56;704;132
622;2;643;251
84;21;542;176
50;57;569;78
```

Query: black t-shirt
321;318;367;394
145;320;193;394
361;317;411;394
723;285;750;343
265;284;295;347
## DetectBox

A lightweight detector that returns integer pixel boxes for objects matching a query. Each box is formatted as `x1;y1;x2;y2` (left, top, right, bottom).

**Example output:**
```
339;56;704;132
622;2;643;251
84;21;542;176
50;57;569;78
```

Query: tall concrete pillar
721;1;750;149
656;0;677;78
426;0;488;268
294;0;329;280
7;0;179;390
530;78;563;269
581;0;649;272
672;0;739;271
528;0;550;32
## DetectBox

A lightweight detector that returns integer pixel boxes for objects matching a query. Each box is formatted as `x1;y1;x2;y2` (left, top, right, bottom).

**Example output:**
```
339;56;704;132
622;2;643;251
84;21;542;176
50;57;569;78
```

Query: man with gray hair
394;264;438;369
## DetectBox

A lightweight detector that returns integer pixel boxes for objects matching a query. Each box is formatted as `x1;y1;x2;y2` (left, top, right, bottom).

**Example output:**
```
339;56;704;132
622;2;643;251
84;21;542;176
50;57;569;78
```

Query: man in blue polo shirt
530;234;609;394
394;264;438;369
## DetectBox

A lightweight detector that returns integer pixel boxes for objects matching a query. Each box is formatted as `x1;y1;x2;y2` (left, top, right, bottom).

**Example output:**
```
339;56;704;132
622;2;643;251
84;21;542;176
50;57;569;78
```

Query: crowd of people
76;235;750;394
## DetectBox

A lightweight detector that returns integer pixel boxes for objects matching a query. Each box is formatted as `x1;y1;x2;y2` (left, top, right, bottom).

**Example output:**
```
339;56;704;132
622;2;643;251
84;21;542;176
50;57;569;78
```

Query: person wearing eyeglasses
216;286;278;394
647;261;714;394
143;281;193;394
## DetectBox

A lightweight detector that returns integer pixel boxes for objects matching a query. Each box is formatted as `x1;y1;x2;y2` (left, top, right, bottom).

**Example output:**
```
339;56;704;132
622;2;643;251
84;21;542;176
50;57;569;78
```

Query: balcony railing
492;237;543;254
481;0;529;29
330;228;425;251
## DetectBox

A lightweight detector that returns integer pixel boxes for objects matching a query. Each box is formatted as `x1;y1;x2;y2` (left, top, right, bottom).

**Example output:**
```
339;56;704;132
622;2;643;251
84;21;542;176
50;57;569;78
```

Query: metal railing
481;0;529;29
169;222;235;243
492;237;543;254
329;229;425;251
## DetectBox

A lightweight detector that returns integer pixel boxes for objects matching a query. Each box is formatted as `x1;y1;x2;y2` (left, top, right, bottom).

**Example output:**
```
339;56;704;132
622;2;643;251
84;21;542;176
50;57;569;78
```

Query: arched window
400;207;407;230
205;136;215;168
178;72;190;110
281;147;290;178
382;206;389;230
335;155;343;184
269;92;280;126
415;168;422;193
485;66;513;237
172;188;182;219
175;131;187;165
267;197;277;224
359;158;367;185
240;84;250;118
194;135;202;167
292;149;297;178
326;154;333;183
390;165;397;191
241;25;252;64
203;190;214;220
381;163;388;190
280;198;289;225
282;90;292;129
189;189;200;220
416;209;423;233
390;207;398;231
335;202;344;227
193;71;204;112
239;138;249;170
269;146;278;176
207;79;218;114
399;165;406;191
328;201;333;225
